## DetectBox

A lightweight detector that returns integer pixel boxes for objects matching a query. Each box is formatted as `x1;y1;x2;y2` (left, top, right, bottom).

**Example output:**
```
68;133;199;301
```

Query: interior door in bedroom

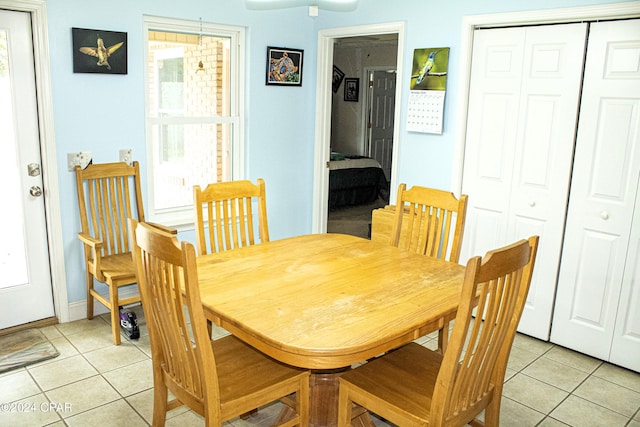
460;23;587;340
550;19;640;373
367;69;396;182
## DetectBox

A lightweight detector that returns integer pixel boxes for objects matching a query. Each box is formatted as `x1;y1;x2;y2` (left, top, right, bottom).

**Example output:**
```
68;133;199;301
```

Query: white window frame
143;15;245;229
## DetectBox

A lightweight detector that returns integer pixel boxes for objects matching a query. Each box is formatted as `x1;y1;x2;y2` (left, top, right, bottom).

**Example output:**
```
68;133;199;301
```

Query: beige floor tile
494;397;545;427
45;375;120;418
507;345;541;371
573;375;640;417
0;393;62;426
39;325;63;341
126;387;189;423
413;334;430;346
592;363;640;393
543;345;602;374
65;399;147;426
512;333;554;356
504;367;518;382
131;333;152;357
125;388;154;423
64;328;118;354
502;373;569;414
45;336;79;360
0;370;41;403
537;416;571;426
165;409;206;426
628;420;640;427
102;359;154;397
83;341;148;373
28;354;97;391
522;356;590;392
55;318;110;337
550;395;629;426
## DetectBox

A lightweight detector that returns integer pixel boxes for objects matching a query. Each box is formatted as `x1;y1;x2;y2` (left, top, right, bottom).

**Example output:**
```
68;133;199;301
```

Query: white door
550;19;640;371
367;69;396;181
0;9;55;328
461;23;587;340
611;182;640;371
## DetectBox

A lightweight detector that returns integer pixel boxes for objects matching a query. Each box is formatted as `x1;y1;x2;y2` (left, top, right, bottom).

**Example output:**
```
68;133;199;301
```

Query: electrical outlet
67;152;92;171
119;149;133;166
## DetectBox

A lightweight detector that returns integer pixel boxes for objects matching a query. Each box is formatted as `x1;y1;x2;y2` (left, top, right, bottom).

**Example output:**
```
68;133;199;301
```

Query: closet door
461;23;587;339
611;184;640;371
551;19;640;371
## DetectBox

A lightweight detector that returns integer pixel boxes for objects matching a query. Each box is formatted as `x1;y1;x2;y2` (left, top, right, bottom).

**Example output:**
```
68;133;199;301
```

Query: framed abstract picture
266;46;303;86
72;27;127;74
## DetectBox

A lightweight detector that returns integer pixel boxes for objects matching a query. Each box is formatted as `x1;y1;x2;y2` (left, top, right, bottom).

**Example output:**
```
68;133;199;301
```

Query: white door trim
1;0;68;323
313;22;405;233
452;1;640;194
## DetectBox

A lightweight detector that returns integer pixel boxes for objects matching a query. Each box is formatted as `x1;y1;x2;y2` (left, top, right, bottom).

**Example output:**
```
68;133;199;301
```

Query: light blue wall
46;0;634;303
313;0;636;191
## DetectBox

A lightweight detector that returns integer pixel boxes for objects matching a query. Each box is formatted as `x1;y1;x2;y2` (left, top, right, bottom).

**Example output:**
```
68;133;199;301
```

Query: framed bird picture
72;28;127;74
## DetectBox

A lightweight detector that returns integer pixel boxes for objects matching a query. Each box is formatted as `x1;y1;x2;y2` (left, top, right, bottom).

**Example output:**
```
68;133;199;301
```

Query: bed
329;152;389;209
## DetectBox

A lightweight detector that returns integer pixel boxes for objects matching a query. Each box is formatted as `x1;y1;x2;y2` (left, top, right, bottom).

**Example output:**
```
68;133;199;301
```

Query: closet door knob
600;210;610;220
529;201;536;207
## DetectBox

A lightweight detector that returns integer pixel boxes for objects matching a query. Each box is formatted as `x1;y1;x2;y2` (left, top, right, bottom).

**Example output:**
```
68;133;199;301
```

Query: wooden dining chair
75;161;176;345
129;219;310;426
193;179;269;256
338;235;539;427
390;183;468;263
389;183;468;352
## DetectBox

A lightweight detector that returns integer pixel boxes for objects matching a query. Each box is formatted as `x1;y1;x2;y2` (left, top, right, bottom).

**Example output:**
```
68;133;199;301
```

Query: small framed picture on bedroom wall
344;78;359;102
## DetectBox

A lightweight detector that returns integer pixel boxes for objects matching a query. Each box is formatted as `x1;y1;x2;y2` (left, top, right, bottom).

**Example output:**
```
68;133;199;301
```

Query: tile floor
1;305;639;427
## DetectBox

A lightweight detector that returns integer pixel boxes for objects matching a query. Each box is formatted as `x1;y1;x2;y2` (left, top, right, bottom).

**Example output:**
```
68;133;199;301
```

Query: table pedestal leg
275;370;376;427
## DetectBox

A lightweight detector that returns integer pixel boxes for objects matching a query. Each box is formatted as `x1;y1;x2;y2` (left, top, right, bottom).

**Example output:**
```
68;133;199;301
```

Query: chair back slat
431;236;539;425
193;179;269;255
391;184;468;263
130;219;221;420
76;162;144;257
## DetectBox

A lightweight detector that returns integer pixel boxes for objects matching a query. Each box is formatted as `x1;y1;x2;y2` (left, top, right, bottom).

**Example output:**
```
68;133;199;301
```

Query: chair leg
438;323;449;354
86;272;94;320
481;395;501;427
337;384;353;427
152;373;169;427
109;285;121;345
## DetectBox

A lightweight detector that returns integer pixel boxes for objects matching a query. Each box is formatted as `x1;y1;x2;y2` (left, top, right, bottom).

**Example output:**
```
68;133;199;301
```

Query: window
144;17;244;227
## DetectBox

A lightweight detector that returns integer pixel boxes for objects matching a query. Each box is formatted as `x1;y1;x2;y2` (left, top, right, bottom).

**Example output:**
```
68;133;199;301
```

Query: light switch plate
119;149;133;166
67;152;92;171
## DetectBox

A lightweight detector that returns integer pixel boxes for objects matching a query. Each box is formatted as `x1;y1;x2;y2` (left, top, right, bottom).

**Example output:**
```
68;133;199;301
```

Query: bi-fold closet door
461;19;640;373
460;22;588;341
550;19;640;373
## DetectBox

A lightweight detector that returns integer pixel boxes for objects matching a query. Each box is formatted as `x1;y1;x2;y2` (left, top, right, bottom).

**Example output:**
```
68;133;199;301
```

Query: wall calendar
407;47;450;134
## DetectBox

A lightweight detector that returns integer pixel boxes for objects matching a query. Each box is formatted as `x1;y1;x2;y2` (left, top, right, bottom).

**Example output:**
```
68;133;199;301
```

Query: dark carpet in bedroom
327;197;387;239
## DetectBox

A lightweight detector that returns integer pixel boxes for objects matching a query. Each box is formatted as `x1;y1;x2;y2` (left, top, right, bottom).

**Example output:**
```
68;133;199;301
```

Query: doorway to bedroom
327;34;398;239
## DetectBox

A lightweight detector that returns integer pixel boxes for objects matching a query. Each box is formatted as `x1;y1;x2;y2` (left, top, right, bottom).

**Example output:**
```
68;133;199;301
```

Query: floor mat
0;329;59;374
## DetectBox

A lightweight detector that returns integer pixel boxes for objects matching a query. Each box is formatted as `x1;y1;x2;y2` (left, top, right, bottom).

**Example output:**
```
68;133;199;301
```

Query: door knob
529;201;536;207
600;210;609;220
29;186;42;197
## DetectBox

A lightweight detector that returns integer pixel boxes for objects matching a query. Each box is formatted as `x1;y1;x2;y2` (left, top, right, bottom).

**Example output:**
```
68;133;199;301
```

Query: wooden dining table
196;233;465;427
